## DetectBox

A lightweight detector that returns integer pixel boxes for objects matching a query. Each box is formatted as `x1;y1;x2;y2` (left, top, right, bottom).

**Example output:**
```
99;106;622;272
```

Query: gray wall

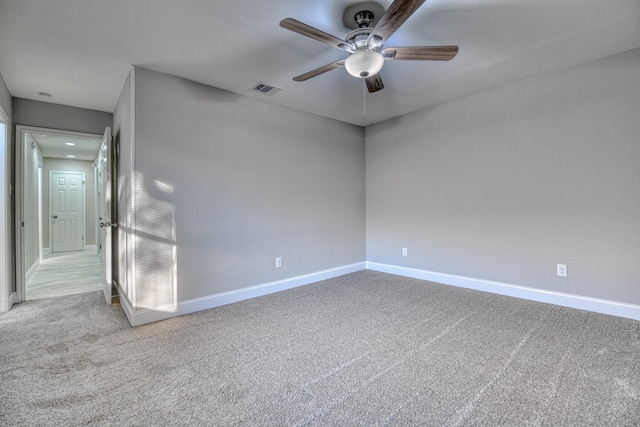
131;67;365;309
366;48;640;305
42;158;97;248
0;73;10;125
12;98;112;134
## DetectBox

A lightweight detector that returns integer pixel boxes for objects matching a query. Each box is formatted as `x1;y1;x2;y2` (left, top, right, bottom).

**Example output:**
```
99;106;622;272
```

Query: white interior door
51;172;84;253
98;127;113;304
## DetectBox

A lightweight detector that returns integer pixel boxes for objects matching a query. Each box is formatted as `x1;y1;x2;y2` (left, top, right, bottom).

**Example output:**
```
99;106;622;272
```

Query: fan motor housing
346;28;373;49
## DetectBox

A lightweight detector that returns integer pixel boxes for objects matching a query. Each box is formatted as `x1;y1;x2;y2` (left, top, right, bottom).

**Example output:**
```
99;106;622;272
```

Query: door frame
49;170;86;253
15;125;102;303
0;105;11;313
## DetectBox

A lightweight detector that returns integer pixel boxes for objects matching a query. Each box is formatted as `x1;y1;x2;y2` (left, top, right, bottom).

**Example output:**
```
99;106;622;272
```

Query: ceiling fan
280;0;459;93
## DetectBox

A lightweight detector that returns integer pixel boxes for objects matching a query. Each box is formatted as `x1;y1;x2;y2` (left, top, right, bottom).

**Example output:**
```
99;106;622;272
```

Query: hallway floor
26;247;102;300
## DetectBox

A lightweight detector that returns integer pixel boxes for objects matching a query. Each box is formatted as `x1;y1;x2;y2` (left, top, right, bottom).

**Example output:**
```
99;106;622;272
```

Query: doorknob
52;215;58;219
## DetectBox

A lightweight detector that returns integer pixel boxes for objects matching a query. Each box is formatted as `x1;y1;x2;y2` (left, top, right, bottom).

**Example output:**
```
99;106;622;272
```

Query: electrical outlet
557;264;568;277
275;257;282;268
402;247;408;257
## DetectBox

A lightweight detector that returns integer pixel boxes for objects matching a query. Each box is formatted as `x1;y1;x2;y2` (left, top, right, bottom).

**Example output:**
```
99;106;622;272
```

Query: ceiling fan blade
365;74;384;93
370;0;427;44
383;45;459;61
293;60;346;82
280;18;349;50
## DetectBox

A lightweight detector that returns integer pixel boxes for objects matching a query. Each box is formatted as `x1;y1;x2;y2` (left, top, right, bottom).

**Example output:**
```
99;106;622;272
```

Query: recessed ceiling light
38;92;52;98
66;155;76;158
65;142;76;146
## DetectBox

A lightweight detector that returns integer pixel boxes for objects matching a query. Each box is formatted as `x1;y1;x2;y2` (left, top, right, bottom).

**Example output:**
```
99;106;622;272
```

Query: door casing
0;106;11;313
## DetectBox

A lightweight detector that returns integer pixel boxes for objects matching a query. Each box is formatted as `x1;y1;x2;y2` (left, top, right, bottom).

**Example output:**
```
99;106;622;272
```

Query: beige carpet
1;270;639;426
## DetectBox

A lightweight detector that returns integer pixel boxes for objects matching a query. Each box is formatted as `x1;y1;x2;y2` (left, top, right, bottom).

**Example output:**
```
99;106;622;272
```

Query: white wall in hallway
23;134;42;271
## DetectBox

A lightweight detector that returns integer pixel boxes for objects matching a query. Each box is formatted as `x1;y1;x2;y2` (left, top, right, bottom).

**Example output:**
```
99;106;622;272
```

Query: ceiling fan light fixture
345;50;384;78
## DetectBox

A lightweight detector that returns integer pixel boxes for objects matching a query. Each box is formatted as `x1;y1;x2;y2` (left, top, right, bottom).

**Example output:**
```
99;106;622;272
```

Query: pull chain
363;80;367;123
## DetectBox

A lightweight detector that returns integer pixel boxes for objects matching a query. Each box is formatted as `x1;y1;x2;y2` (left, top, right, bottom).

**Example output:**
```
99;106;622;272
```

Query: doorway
15;126;107;301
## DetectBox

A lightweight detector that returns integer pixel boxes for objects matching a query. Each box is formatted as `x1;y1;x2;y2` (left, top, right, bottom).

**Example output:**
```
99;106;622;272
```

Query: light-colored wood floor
26;248;103;300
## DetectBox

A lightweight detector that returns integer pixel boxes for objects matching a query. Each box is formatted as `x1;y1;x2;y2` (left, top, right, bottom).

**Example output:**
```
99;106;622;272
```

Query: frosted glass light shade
344;50;384;78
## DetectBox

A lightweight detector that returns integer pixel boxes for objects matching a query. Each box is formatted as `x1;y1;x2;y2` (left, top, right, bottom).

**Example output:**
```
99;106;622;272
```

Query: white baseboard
366;262;640;321
119;289;135;326
123;262;366;326
25;259;39;284
118;260;640;326
8;291;16;310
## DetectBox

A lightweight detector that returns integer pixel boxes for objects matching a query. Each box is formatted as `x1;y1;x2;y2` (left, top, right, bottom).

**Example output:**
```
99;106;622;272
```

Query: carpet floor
1;270;639;426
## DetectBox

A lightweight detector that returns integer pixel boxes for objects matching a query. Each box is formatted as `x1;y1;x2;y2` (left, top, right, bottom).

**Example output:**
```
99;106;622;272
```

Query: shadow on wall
128;171;178;313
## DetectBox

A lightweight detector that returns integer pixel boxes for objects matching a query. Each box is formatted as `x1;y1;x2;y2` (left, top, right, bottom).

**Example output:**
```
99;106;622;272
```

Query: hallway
26;248;102;300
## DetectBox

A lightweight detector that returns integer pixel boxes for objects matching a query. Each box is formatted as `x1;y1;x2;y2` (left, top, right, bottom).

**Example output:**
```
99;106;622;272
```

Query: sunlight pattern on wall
132;172;177;313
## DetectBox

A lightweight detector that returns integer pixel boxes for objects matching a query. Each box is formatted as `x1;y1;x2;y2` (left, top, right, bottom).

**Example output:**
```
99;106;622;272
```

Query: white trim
8;291;16;309
122;262;366;326
93;159;100;256
119;288;135;325
366;262;640;321
37;166;43;260
120;260;640;326
129;66;137;309
0;106;8;312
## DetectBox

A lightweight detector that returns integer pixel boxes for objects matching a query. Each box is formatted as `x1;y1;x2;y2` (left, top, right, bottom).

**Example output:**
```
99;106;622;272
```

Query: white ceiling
29;132;102;161
1;0;639;126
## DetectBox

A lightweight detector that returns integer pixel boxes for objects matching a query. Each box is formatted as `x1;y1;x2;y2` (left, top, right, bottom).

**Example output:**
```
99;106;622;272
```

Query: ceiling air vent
251;82;282;96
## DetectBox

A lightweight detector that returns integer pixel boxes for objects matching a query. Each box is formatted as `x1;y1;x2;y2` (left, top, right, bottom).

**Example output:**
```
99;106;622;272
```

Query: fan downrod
342;1;385;30
354;11;374;28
